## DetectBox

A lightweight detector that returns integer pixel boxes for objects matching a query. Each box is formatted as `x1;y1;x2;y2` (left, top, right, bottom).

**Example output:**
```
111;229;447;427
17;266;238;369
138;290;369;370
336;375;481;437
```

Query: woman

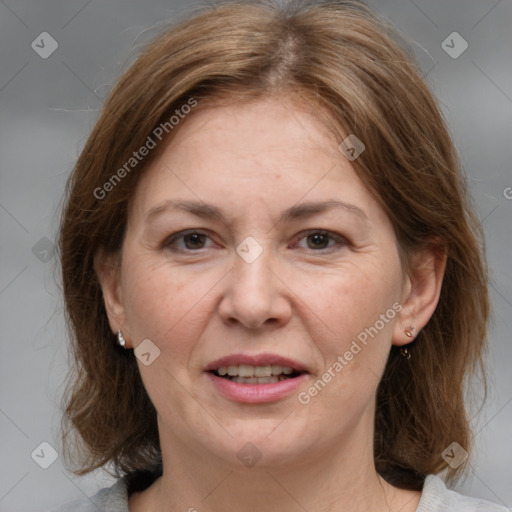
51;1;507;510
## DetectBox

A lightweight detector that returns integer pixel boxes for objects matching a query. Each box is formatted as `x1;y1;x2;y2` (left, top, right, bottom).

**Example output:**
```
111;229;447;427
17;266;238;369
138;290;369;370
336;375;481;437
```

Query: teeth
254;365;272;377
227;365;238;376
216;364;296;377
239;364;255;377
230;376;283;384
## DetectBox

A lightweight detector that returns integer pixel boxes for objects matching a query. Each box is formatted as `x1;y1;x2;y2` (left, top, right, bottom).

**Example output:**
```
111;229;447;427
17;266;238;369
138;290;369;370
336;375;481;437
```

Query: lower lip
206;372;308;403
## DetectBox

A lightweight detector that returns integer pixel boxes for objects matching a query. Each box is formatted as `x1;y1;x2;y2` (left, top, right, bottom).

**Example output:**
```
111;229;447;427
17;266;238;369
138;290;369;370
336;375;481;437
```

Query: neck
132;412;418;512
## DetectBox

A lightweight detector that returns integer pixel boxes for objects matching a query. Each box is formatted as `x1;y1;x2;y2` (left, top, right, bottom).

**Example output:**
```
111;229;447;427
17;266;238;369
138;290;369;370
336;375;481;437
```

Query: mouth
204;353;310;403
208;364;307;384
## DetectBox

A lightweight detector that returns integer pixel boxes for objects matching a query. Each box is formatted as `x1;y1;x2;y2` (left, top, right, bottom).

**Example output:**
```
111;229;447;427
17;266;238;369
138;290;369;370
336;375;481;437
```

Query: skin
96;95;446;512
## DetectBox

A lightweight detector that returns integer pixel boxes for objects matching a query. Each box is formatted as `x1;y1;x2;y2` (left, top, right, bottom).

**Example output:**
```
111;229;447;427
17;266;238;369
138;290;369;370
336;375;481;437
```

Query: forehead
169;96;341;168
129;96;379;226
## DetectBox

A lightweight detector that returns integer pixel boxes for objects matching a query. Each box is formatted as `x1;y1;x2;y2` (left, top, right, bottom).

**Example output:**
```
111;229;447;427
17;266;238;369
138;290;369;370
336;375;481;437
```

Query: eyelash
162;229;348;254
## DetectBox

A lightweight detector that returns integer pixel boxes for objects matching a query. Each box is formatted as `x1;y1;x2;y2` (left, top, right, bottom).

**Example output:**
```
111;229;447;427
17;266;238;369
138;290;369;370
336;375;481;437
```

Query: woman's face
108;96;413;469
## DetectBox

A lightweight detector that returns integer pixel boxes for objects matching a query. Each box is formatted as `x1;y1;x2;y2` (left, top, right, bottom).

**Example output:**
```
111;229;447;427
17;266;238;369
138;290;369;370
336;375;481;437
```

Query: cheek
301;259;401;383
305;261;399;335
120;253;207;352
297;268;399;419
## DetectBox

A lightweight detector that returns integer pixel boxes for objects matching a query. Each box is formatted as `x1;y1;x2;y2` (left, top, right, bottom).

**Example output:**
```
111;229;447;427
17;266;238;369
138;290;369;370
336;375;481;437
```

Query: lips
204;353;310;403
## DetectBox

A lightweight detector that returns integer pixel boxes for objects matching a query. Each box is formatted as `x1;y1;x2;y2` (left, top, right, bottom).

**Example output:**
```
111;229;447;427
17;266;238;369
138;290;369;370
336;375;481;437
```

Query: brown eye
163;230;213;252
182;232;207;249
294;230;347;252
306;233;330;249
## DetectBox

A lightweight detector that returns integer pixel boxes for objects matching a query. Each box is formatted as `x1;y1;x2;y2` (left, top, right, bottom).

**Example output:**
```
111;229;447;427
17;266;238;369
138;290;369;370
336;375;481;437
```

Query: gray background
1;0;511;510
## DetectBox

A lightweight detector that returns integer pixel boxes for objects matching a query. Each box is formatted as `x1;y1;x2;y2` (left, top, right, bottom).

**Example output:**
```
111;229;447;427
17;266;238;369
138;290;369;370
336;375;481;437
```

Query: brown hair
58;0;489;490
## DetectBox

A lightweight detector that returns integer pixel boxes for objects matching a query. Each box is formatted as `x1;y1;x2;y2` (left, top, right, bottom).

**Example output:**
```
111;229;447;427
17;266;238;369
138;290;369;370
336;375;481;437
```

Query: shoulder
417;474;509;511
43;477;129;512
41;464;162;512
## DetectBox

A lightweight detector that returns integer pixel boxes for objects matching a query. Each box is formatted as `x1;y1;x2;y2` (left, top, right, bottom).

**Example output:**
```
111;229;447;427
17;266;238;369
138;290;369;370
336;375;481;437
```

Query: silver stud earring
117;329;126;347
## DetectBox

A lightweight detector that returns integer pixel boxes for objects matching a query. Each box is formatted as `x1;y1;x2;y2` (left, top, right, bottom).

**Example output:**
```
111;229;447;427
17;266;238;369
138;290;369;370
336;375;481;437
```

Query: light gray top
44;473;509;511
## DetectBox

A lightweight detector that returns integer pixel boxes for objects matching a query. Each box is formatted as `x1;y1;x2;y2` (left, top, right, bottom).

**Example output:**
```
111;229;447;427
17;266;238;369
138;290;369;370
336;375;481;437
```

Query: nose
217;241;292;330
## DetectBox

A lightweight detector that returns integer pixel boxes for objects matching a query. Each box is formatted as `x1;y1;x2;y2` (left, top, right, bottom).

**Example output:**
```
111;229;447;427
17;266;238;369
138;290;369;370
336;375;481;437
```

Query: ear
392;240;447;346
94;248;131;348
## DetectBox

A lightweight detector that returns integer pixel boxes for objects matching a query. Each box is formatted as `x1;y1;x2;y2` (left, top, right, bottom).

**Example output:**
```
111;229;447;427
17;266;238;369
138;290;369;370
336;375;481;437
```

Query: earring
400;347;411;359
401;327;416;359
404;327;417;338
117;329;126;347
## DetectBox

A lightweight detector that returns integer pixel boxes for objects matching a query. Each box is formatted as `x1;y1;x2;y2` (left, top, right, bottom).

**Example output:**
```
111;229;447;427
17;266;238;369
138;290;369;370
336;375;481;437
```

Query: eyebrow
144;199;368;225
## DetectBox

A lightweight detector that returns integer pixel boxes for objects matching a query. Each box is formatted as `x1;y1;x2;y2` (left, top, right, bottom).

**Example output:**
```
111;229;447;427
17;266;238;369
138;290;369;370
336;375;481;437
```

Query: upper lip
205;353;309;373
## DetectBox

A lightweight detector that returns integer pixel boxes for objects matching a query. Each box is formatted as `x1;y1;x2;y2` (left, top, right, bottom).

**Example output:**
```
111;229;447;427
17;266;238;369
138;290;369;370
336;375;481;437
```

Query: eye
162;229;347;254
162;230;215;252
293;230;347;252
